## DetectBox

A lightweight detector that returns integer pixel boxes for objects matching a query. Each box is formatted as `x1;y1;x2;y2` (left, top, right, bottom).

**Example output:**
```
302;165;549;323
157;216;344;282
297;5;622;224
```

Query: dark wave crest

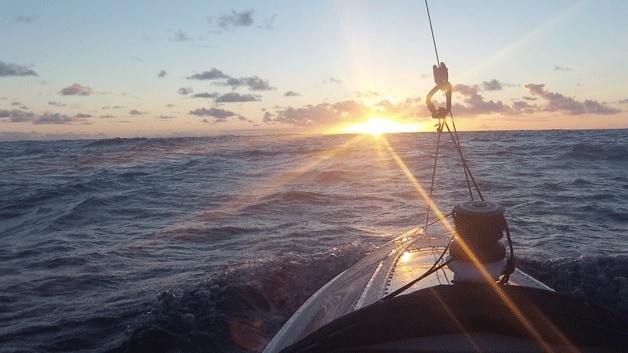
107;245;366;353
518;255;628;315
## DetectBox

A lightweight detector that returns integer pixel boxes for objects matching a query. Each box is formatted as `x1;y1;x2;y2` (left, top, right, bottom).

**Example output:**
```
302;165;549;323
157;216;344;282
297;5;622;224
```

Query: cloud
48;101;66;107
214;92;261;103
524;83;621;115
0;61;37;77
34;113;90;124
188;68;275;91
172;31;193;42
178;87;193;95
452;84;511;115
192;92;219;99
266;100;369;126
76;113;92;118
220;75;275;91
263;111;274;123
15;15;39;23
215;10;254;29
619;99;628;104
481;79;503;91
0;109;35;122
0;131;106;141
260;14;278;30
264;95;427;127
129;109;146;115
158;70;167;78
189;107;239;122
188;68;230;80
356;91;380;98
284;91;300;97
328;77;342;84
554;66;573;72
60;83;92;96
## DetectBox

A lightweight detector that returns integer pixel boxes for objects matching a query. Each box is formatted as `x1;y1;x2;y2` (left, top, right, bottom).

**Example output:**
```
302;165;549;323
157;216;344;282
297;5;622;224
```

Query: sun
340;117;423;136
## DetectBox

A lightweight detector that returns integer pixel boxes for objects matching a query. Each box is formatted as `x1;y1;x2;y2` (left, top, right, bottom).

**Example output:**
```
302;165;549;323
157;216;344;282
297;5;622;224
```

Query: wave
518;255;628;315
86;137;149;148
106;244;367;353
568;143;627;161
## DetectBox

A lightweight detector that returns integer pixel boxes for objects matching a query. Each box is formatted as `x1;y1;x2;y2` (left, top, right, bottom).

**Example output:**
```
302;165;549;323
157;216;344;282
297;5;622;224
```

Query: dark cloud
481;79;503;91
619;99;628;104
219;75;275;91
158;115;174;120
216;10;254;29
189;68;275;91
158;70;167;78
284;91;300;97
0;61;37;77
189;107;237;122
191;92;219;99
172;31;193;42
328;77;342;84
129;109;146;116
34;113;90;125
524;83;621;115
0;109;35;122
60;83;92;96
215;92;261;103
15;15;39;23
48;101;66;107
554;66;573;72
263;111;274;123
188;68;230;80
178;87;193;95
522;96;537;101
76;113;92;118
11;101;21;106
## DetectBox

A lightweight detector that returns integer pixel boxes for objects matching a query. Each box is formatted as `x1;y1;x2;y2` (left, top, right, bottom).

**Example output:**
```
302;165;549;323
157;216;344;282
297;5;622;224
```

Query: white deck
263;229;551;353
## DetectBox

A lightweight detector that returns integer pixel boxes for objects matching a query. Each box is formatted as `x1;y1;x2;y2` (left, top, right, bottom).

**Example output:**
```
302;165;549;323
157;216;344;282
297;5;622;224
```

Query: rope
444;121;484;201
499;222;516;284
423;211;451;228
425;120;444;227
425;0;440;65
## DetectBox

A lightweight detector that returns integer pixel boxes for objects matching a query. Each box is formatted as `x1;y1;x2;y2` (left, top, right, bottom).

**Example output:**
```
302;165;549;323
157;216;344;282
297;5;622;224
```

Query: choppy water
0;129;626;352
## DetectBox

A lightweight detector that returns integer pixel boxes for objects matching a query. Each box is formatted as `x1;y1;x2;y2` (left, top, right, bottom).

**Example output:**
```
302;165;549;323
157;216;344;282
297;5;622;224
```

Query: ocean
0;129;626;352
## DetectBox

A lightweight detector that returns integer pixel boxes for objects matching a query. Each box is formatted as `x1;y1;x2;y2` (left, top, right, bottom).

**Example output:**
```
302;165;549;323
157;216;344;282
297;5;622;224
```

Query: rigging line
442;120;473;200
425;119;444;227
444;121;484;201
447;115;474;201
425;0;440;65
422;211;452;229
448;112;475;200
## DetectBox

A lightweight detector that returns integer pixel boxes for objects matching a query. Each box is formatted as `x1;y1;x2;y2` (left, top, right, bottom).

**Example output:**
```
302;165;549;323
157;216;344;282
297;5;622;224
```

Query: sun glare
341;117;423;136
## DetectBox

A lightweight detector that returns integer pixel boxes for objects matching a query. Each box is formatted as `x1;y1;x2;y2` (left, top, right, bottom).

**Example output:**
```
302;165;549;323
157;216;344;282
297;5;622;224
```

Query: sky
1;0;627;140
